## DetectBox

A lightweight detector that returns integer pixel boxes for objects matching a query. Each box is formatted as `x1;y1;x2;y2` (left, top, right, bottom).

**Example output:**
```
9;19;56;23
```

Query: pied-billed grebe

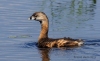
28;12;83;48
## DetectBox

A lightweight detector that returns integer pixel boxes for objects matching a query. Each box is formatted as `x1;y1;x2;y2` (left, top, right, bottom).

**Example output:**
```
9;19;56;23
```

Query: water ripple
23;42;38;48
84;39;100;46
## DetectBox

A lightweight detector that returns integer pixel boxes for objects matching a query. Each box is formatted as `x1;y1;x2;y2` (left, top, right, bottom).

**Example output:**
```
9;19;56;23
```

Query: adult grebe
28;12;83;48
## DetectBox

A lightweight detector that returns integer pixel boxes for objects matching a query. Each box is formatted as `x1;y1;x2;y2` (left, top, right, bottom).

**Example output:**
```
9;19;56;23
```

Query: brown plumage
28;12;83;48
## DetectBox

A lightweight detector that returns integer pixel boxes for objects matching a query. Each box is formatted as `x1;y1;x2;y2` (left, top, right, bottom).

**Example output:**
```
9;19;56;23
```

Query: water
0;0;100;61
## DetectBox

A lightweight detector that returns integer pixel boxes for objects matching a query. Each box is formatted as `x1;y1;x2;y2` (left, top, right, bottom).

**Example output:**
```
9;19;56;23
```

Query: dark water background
0;0;100;61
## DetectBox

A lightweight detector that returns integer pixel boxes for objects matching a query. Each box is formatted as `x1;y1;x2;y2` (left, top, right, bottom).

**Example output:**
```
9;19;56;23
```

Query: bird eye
35;15;38;17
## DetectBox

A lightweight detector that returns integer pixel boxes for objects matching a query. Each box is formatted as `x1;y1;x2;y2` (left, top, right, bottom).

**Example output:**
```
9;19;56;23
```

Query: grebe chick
29;12;83;48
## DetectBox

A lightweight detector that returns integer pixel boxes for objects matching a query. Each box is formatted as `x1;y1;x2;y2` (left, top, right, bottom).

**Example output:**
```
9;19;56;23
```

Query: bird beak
28;16;35;20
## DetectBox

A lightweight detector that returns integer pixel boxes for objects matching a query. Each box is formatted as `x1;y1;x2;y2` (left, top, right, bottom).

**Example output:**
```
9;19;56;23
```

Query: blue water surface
0;0;100;61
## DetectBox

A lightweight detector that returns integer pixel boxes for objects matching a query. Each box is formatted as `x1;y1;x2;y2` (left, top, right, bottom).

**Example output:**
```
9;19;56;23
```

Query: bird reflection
39;48;51;61
38;47;70;61
38;47;81;61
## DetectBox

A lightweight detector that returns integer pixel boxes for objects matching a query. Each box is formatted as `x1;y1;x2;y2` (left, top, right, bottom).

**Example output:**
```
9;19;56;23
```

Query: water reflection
38;47;78;61
93;0;96;4
39;48;50;61
41;0;96;31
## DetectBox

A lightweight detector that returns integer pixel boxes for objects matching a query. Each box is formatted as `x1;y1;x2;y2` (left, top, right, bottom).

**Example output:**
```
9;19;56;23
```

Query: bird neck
38;17;49;42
